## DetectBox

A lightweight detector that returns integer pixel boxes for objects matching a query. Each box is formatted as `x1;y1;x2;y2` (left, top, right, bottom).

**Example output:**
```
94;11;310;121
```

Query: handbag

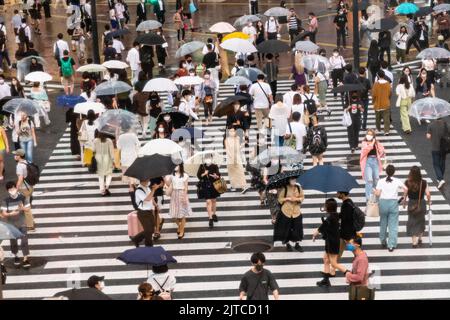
213;177;227;194
203;95;213;104
78;122;88;143
342;110;352;127
88;153;97;173
366;194;379;217
284;122;297;149
348;285;375;300
409;180;423;215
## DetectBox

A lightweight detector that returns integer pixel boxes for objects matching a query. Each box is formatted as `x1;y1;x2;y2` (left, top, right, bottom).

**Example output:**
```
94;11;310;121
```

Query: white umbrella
77;64;108;73
136;20;162;32
220;38;258;53
73;102;106;115
175;41;205;59
209;22;236;34
264;7;290;17
101;60;129;69
139;139;183;157
174;76;204;86
143;78;178;92
224;76;252;86
417;47;450;59
184;151;224;176
25;71;52;83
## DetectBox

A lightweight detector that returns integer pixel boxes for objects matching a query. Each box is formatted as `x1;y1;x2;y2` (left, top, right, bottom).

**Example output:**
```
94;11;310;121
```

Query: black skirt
198;178;220;200
325;239;340;255
273;214;303;243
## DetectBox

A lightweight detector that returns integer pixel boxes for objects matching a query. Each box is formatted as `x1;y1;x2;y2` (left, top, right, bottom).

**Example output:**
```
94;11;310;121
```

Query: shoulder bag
284;122;297;149
365;194;379;217
213;177;227;194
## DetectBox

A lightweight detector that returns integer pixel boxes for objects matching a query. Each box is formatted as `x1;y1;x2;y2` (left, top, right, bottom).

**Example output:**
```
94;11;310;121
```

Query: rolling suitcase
127;211;143;239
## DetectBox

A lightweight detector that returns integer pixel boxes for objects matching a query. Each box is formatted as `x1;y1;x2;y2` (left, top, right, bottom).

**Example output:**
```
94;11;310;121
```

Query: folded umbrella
175;41;206;59
222;32;250;42
417;47;450;59
135;33;165;46
2;98;41;116
139;138;183;157
233;14;263;28
367;18;398;32
76;64;108;73
54;288;112;300
428;206;433;247
213;96;248;117
266;169;304;190
224;76;252;86
220;38;258;53
97;109;138;136
295;40;319;53
0;222;24;240
264;7;290;17
94;80;132;96
235;67;265;82
395;2;419;15
409;97;450;123
332;83;364;93
73;102;106;115
105;28;130;40
174;76;204;86
101;60;129;70
184;151;224;176
25;71;52;83
257;39;290;54
433;3;450;13
297;165;359;193
125;154;177;180
118;246;177;266
156;111;189;128
143;78;178;92
209;22;236;34
56;95;86;108
136;19;162;32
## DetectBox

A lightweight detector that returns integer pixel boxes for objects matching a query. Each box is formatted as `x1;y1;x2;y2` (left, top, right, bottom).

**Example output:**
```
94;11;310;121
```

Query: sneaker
14;256;21;267
286;243;294;252
316;277;331;287
208;219;214;229
381;242;387;249
294;243;304;252
438;180;446;189
27;227;36;233
22;259;31;269
212;214;218;222
388;247;395;252
241;187;250;194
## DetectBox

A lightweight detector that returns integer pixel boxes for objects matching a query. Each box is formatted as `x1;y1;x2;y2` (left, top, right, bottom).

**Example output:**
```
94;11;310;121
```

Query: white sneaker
438;180;446;189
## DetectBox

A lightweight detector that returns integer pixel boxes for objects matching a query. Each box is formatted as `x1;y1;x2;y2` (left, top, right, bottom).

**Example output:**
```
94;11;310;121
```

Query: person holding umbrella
197;154;221;229
165;164;191;239
29;82;51;128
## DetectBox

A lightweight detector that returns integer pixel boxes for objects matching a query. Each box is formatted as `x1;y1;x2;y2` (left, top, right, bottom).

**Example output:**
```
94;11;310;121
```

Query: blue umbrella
56;95;86;108
0;222;24;240
395;2;419;15
297;165;359;193
117;246;177;266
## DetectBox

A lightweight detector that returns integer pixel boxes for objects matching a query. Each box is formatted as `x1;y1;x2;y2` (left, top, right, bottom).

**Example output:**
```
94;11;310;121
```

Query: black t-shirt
339;199;356;241
103;47;117;61
150;177;164;197
334;14;347;28
239;269;279;300
202;52;218;69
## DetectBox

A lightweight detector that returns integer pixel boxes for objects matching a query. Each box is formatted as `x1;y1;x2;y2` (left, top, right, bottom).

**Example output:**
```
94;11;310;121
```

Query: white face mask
182;63;188;68
204;75;210;79
158;127;165;133
163;116;170;121
205;159;212;165
174;167;180;172
333;52;339;57
8;189;18;198
366;134;374;141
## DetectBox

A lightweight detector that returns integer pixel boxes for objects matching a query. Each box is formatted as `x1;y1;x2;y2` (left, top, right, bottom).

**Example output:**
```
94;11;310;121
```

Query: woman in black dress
197;155;221;229
66;108;81;159
255;20;265;61
312;198;343;287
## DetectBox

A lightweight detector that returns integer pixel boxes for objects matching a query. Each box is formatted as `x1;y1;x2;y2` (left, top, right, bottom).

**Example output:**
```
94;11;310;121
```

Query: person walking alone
371;71;391;136
427;118;448;189
395;74;415;134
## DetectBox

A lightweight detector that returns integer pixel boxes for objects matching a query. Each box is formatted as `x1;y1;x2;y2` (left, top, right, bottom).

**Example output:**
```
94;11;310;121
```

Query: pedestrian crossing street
3;62;450;300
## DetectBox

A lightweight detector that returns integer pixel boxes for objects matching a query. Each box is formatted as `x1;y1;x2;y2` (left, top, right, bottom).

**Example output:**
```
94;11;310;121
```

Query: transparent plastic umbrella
433;3;450;13
224;76;252;86
409;97;450;123
264;7;290;17
174;76;204;86
101;60;129;70
2;98;41;116
295;40;319;53
97;109;138;136
209;22;236;33
184;151;224;176
136;20;162;32
76;64;108;73
143;78;178;92
175;41;205;58
417;47;450;59
233;14;263;28
235;67;265;82
301;54;330;71
94;81;132;96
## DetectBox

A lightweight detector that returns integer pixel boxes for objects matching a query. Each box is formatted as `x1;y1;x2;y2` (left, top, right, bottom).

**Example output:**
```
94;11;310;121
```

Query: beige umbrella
184;151;224;176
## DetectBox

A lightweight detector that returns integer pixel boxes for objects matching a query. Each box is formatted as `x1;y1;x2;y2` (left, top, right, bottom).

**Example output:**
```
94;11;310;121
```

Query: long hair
386;164;395;183
368;40;379;57
87;109;96;125
399;74;410;90
174;163;185;177
407;166;422;192
293;94;302;105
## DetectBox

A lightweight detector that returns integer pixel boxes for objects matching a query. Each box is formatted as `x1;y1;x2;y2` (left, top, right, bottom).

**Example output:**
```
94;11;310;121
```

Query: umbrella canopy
395;2;419;15
105;28;130;40
220;38;258;53
73;102;106;115
298;165;359;193
118;246;177;266
266;169;304;190
174;76;204;86
367;18;398;32
2;98;40;116
213;96;248;117
0;222;24;240
56;95;86;108
295;40;319;53
171;127;204;145
0;96;13;116
143;78;178;92
409;97;450;123
257;39;290;54
332;83;364;93
301;54;330;72
209;22;236;33
17;55;46;73
184;151;224;176
125;154;177;180
135;33;165;46
235;67;265;82
76;64;108;73
136;19;162;32
264;7;290;17
94;81;132;96
139;139;183;157
224;76;252;86
256;146;303;168
156;112;189;128
417;47;450;59
391;23;414;39
97;109;138;136
233;14;262;28
101;60;129;70
290;32;315;46
54;288;112;300
25;71;52;83
433;3;450;13
175;41;206;58
415;6;434;17
222;32;250;42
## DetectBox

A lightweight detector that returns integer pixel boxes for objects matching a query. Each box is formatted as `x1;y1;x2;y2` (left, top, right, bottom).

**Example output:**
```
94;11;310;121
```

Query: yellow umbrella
222;32;250;42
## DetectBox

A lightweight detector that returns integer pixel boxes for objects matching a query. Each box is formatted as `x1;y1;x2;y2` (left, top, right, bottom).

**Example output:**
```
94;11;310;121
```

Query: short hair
325;198;338;213
359;67;366;75
105;24;110;30
57;33;64;39
275;94;283;103
309;12;315;16
380;60;389;69
291;84;298;91
338;191;349;196
182;89;192;97
257;74;265;81
247;54;255;62
292;111;301;122
206;44;213;51
21;18;27;23
266;53;274;60
207;38;213;43
239;84;248;92
250;252;266;264
152;264;169;274
344;64;352;72
63;49;69;56
377;70;385;79
14;9;19;14
5;181;16;191
237;59;245;67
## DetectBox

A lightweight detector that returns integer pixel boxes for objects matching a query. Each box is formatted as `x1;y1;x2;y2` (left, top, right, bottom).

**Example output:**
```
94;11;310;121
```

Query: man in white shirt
18;19;31;50
242;22;257;43
178;89;199;121
202;38;219;55
53;33;70;61
112;37;125;59
265;16;280;40
11;10;22;37
285;111;307;158
283;84;300;110
0;75;11;100
249;74;273;130
329;49;346;98
126;41;141;85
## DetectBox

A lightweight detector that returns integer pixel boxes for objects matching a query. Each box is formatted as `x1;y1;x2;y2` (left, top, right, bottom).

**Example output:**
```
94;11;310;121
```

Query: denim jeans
364;156;379;200
274;135;284;147
379;199;399;249
431;151;446;181
20;140;34;163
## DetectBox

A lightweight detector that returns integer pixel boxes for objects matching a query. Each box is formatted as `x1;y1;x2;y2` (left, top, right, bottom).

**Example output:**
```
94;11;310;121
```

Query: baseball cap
87;275;105;288
12;149;25;157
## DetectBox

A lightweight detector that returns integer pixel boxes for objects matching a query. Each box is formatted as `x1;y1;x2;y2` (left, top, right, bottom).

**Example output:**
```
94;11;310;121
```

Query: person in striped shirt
287;8;300;42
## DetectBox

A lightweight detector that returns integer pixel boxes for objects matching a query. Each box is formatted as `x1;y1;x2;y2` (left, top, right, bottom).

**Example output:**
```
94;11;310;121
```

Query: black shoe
153;233;161;240
418;239;423;245
294;243;304;252
105;189;111;196
22;259;31;269
212;214;218;222
316;277;331;287
209;219;214;229
320;272;336;278
132;237;140;248
381;242;387;249
412;244;418;248
388;247;395;252
14;256;21;267
286;243;294;252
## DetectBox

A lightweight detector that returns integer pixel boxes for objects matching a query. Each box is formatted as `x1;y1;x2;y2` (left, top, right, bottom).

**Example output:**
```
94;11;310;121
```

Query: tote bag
366;195;379;218
342;110;352;127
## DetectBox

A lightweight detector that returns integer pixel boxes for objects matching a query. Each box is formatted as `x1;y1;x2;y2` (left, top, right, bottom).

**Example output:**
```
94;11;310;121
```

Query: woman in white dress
117;126;140;191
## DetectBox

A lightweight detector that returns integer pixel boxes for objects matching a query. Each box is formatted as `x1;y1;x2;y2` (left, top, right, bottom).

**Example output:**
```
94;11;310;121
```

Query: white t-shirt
54;40;70;59
249;82;272;109
269;103;290;137
147;272;176;292
117;132;140;167
168;173;189;190
126;47;141;70
376;177;406;200
265;19;279;33
112;39;125;54
286;121;307;151
135;185;154;211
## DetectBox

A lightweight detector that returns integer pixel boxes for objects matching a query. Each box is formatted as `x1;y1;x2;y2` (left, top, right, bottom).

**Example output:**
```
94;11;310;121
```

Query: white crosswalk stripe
2;66;450;300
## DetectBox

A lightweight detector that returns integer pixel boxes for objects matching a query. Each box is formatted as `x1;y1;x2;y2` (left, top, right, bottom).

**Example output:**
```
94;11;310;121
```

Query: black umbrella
332;83;364;93
213;96;248;117
368;18;398;32
125;154;177;180
257;40;290;54
105;28;131;40
360;0;370;11
157;112;189;129
415;6;433;17
135;33;165;46
266;169;304;190
54;288;112;300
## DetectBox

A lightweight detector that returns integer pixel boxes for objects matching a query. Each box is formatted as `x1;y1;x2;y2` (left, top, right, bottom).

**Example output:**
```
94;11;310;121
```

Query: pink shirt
309;17;318;32
346;252;369;286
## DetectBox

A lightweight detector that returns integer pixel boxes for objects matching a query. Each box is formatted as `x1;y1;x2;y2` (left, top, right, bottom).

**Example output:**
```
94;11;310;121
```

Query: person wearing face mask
239;252;279;300
345;93;364;153
197;155;221;228
153;123;169;139
274;177;305;252
329;49;346;98
265;16;280;40
1;181;31;269
200;70;216;124
225;126;249;193
178;89;199;124
336;191;357;259
360;129;386;201
312;198;344;287
173;7;185;43
415;67;435;99
334;9;347;49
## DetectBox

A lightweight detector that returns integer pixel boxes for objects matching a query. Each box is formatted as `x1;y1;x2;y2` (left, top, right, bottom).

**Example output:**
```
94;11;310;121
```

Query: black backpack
130;186;145;210
24;162;40;186
303;94;317;115
18;26;28;43
349;199;365;232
